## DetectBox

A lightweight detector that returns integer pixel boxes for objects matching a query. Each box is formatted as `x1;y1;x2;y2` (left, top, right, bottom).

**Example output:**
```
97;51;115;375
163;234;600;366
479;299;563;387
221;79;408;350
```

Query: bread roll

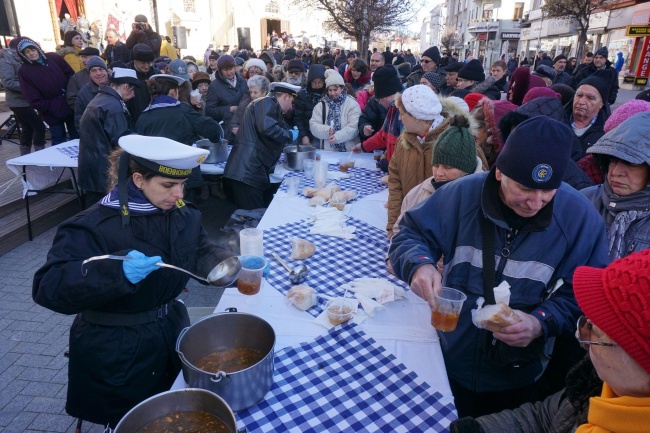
291;237;316;259
475;303;522;332
286;285;316;310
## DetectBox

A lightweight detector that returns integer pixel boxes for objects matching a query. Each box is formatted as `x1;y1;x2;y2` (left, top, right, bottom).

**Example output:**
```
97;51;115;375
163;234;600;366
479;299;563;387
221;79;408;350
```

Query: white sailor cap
119;135;209;178
269;82;301;97
110;67;142;86
149;73;186;86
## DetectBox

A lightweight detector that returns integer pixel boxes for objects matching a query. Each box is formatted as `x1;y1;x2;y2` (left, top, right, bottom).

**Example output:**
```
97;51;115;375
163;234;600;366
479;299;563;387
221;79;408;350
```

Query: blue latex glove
263;262;271;278
122;250;162;284
290;129;299;142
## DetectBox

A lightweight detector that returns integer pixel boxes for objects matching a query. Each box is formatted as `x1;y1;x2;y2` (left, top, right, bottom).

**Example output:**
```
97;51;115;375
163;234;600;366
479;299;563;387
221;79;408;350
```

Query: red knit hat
522;87;561;105
464;93;485;111
573;249;650;375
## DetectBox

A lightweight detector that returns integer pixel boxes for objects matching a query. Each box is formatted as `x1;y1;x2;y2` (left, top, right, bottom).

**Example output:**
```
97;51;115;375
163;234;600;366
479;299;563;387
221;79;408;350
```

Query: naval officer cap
119;135;209;179
110;67;142;86
270;82;301;98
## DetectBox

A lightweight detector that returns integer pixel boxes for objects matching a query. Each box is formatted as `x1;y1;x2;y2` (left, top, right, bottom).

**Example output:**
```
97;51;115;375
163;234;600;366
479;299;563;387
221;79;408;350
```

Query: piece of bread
286;285;316;310
291;237;316;259
303;187;319;197
308;196;326;207
475;303;522;332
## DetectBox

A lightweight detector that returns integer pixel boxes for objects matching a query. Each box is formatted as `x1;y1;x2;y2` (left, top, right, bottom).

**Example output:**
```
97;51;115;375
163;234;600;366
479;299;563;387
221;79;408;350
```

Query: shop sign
501;32;520;39
547;17;577;35
634;36;650;79
626;26;650;37
478;33;488;40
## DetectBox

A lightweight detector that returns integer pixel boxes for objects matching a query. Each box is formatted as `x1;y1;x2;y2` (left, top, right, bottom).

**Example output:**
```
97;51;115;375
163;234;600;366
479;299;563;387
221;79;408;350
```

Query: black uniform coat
125;61;159;122
223;94;292;190
32;189;231;426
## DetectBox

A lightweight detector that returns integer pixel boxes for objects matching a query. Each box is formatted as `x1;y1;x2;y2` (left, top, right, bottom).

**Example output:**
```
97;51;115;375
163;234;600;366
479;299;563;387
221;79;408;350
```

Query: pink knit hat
509;66;546;106
475;97;517;154
522;87;561;105
574;249;650;375
604;99;650;133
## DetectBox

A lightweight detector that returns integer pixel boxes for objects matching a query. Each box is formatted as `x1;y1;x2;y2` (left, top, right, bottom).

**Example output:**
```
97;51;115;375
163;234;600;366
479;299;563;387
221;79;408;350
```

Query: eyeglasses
575;316;617;350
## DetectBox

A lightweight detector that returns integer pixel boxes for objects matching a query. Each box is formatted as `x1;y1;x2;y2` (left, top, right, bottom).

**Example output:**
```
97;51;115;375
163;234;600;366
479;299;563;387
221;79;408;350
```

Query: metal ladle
80;255;242;287
271;252;308;284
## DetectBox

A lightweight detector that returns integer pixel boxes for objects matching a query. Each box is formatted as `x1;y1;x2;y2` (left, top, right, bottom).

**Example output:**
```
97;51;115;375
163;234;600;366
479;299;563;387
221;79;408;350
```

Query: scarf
100;181;182;214
144;95;180;111
600;181;650;261
575;382;650;433
324;89;348;152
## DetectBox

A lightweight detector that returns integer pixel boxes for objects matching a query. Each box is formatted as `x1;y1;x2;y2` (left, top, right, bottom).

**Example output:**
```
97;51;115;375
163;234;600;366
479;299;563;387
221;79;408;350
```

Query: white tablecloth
5;140;79;198
172;151;454;415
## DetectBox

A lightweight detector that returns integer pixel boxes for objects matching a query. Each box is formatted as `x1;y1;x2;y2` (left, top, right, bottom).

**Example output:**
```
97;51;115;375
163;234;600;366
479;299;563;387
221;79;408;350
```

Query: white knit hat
325;69;344;87
244;58;268;73
401;85;442;120
445;96;470;113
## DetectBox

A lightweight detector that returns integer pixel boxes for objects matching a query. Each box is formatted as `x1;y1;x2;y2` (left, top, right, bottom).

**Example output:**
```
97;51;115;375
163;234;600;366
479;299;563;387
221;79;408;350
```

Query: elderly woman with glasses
450;249;650;433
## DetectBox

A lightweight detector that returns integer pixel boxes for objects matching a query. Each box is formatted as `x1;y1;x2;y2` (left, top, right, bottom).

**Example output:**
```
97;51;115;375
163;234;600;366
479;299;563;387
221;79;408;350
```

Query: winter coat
309;94;361;151
0;48;29;107
159;39;178;60
553;71;571;85
356;88;372;112
570;63;619;105
78;86;133;194
74;81;100;131
58;46;84;72
389;171;608;392
136;98;222;189
294;65;326;142
231;93;252;132
66;68;91;110
467;76;502;100
494;75;509;93
125;28;162;58
223;94;292;190
102;41;130;64
564;104;607;160
124;61;159;122
205;71;248;142
507;58;518;77
358;96;387;141
386;97;470;237
18;51;75;125
32;189;231;426
361;103;402;162
344;68;371;92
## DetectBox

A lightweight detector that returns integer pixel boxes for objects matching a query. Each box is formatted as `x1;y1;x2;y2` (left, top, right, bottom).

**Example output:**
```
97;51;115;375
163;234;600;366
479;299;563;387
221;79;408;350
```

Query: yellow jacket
160;40;178;59
57;46;84;72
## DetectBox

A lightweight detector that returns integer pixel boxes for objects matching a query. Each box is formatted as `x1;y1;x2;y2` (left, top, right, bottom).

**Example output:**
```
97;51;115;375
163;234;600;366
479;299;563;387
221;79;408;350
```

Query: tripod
0;114;20;145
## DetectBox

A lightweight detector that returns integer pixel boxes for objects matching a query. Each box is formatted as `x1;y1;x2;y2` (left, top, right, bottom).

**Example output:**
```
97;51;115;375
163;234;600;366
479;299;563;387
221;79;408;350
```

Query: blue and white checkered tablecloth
237;323;457;432
55;144;79;160
264;217;406;317
279;166;386;201
208;147;287;170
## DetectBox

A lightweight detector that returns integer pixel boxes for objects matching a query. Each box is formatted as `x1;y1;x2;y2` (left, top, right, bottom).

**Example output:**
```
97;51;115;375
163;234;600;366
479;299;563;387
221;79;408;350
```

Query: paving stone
46;354;69;370
24;396;65;414
1;411;38;432
0;318;14;332
16;366;58;382
27;412;74;432
0;379;29;408
55;383;67;399
0;352;21;372
5;321;44;333
3;310;44;323
0;365;25;381
14;353;54;368
10;341;53;355
0;340;17;356
20;381;63;398
50;368;69;385
0;394;32;416
2;300;34;312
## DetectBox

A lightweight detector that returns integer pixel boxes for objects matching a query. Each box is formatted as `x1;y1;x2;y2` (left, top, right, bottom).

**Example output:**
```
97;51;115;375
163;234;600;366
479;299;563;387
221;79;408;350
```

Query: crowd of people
2;13;648;430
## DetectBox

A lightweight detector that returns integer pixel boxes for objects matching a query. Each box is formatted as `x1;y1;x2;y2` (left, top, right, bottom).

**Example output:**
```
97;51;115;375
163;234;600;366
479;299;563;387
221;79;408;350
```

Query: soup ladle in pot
80;255;241;287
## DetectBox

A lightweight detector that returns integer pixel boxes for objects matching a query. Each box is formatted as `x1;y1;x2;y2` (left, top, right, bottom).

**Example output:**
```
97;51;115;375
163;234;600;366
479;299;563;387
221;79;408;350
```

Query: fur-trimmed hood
57;46;81;58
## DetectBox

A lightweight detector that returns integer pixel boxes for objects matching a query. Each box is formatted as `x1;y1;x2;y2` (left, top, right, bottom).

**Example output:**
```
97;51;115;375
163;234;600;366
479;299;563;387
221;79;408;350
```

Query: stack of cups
313;161;329;188
303;159;315;179
239;228;264;256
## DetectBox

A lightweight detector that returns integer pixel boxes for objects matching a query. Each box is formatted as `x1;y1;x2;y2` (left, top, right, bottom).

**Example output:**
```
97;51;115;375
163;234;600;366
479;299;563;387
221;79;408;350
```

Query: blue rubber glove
263;262;271;278
290;129;299;142
122;250;162;284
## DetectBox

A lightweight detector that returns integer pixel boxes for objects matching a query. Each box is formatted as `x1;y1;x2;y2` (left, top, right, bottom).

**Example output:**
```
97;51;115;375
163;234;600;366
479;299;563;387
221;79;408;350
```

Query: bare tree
542;0;616;62
440;30;458;54
299;0;423;55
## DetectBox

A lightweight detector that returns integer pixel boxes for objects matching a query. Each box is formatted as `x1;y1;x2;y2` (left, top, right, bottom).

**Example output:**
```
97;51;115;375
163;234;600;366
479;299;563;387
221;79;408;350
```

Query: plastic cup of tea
373;150;384;161
313;161;329;188
431;287;467;332
330;192;346;211
239;228;264;256
347;159;355;169
326;298;355;325
285;177;300;196
237;255;267;295
338;158;351;172
303;159;315;179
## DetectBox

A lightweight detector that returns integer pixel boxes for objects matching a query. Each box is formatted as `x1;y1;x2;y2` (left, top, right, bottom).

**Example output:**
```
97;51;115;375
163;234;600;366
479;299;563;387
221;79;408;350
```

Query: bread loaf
475;303;522;332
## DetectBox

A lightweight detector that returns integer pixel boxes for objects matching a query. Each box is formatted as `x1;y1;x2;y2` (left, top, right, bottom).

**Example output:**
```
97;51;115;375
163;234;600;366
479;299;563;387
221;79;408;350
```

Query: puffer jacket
223;94;292;190
467;76;502;100
294;65;326;143
389;171;608;392
205;70;248;142
0;48;29;107
386;97;472;237
310;94;361;151
58;46;84;72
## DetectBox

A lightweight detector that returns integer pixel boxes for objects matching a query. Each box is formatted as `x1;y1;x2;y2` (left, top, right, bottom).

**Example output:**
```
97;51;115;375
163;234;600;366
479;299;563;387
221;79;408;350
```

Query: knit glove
449;417;485;433
122;250;162;284
290;129;299;142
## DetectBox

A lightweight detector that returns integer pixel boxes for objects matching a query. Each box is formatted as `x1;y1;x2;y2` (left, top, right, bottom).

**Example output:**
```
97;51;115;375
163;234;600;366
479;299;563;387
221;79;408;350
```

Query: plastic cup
303;159;315;179
339;158;351;172
347;160;355;169
373;150;384;161
313;161;329;188
285;177;300;196
431;287;467;332
239;228;264;256
237;255;267;295
326;298;355;325
330;192;346;211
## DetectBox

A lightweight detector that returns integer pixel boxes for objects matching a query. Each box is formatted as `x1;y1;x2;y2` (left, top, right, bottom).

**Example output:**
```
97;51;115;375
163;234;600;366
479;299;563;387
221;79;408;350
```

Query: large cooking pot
176;311;275;412
112;388;237;433
283;145;316;171
196;138;229;164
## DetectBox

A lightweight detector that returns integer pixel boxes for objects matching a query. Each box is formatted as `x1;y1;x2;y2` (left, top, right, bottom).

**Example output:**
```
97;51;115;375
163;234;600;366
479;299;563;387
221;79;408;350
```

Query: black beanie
578;69;613;103
132;43;154;62
553;54;567;64
496;116;571;189
458;59;484;82
445;61;464;73
373;65;403;98
595;46;609;58
421;46;441;65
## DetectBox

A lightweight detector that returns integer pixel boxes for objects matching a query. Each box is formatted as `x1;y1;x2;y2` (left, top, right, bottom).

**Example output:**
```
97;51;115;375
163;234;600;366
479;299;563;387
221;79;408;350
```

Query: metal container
283;145;316;171
176;311;275;412
196;138;229;164
113;388;237;433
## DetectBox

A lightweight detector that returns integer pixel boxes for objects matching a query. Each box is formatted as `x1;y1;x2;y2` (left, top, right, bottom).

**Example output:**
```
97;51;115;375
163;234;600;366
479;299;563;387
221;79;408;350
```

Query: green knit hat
432;115;476;174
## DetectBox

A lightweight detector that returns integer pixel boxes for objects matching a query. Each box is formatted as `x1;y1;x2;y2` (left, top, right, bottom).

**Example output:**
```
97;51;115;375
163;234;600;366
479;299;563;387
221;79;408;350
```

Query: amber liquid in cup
431;309;461;332
339;164;350;172
430;287;467;332
238;279;261;295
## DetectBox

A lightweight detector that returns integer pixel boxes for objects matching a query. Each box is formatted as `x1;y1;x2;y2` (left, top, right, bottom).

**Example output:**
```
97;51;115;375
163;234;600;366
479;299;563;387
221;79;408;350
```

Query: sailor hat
119;135;209;178
269;82;301;97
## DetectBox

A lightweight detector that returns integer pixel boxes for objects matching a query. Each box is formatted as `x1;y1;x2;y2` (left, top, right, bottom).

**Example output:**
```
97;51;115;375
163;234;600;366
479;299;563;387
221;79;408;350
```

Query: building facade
421;4;447;53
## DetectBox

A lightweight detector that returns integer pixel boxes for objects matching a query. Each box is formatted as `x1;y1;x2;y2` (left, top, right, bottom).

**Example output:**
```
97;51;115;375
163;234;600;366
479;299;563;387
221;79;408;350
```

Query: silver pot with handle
196;138;229;164
176;310;275;412
111;388;239;432
283;145;316;171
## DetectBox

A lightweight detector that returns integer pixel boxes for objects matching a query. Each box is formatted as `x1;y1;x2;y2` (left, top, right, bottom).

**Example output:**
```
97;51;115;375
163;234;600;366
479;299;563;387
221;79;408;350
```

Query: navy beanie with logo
496;116;572;189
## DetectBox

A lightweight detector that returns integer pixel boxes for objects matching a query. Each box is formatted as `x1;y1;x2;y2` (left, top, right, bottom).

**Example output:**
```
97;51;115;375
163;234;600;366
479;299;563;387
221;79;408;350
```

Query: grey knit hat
431;116;476;174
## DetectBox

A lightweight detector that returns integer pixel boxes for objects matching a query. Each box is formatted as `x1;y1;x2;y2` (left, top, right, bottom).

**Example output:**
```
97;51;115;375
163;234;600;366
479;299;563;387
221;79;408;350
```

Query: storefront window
513;3;524;21
608;28;634;75
483;3;493;20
